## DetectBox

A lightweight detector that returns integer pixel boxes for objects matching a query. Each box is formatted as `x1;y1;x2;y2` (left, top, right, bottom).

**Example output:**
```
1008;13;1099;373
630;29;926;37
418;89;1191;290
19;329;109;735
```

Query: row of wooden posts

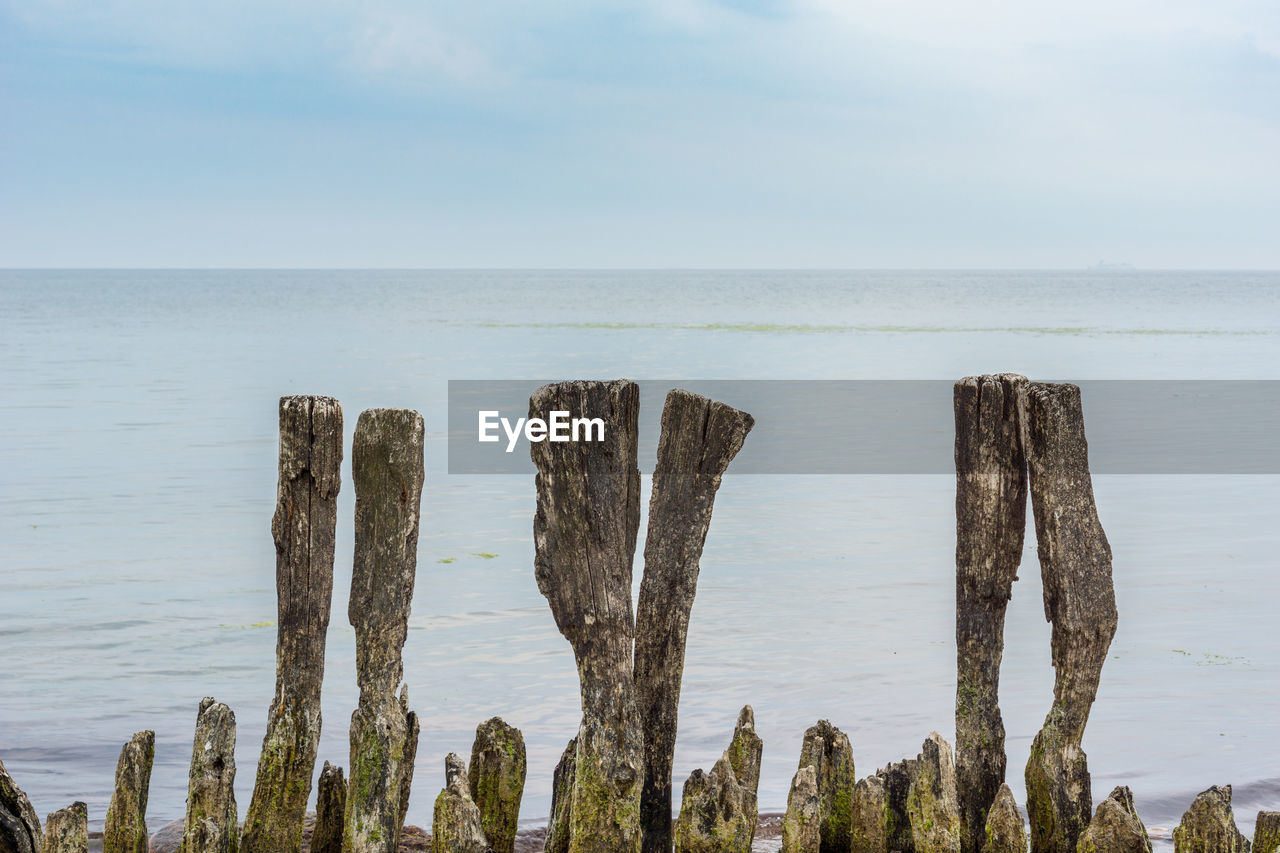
0;377;1271;853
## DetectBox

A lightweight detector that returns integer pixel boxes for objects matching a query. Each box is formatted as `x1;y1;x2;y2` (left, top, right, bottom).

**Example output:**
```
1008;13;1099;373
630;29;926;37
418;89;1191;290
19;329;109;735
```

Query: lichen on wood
671;708;763;853
955;374;1028;853
431;754;489;853
1077;786;1151;853
530;380;644;853
1254;813;1280;853
782;765;822;853
907;733;961;853
851;776;890;853
344;408;425;853
104;730;155;853
42;801;88;853
1173;786;1250;853
179;698;238;853
468;717;526;853
981;785;1025;853
1023;383;1117;853
243;395;343;853
797;720;856;853
313;762;347;853
0;757;43;853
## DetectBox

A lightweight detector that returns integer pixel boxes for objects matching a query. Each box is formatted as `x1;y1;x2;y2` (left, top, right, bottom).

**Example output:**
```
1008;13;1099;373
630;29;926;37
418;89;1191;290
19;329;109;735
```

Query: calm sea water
1;270;1277;841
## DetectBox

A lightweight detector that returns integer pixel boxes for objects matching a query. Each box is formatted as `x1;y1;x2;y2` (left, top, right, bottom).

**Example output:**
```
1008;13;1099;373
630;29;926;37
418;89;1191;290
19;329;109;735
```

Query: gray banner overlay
448;380;1280;474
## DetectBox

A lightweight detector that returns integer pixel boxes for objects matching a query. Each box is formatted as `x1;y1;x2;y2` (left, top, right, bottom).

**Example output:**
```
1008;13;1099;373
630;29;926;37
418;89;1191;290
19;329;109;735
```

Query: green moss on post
104;730;155;853
1254;813;1280;853
907;733;962;853
43;801;89;853
179;698;238;853
468;717;527;853
1173;786;1249;853
797;720;856;853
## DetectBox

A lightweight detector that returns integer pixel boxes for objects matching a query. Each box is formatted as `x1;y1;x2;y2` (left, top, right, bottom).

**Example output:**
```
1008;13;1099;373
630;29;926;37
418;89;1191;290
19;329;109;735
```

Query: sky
2;0;1279;268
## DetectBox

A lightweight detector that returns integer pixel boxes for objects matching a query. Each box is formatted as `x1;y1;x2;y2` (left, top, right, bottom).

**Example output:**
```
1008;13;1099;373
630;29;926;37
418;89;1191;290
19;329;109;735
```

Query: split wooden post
1023;383;1118;853
635;389;754;853
344;408;425;853
954;374;1028;853
242;395;343;853
531;379;644;853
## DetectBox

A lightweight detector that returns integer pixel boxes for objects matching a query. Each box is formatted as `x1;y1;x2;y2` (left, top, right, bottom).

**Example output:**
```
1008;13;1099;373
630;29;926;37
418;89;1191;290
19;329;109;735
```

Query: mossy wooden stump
980;785;1025;853
104;730;155;853
1077;786;1151;853
1254;813;1280;853
796;720;855;853
314;762;347;853
0;757;43;853
1173;786;1250;853
468;717;526;853
179;698;238;853
671;708;762;853
907;733;962;853
782;765;822;853
431;754;489;853
43;801;88;853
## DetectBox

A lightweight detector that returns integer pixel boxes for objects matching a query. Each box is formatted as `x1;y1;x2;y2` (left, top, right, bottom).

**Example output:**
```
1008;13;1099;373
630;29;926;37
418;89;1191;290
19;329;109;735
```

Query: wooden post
242;395;343;853
635;389;754;853
468;717;527;853
313;762;347;853
1023;383;1117;853
430;754;489;853
344;408;425;853
797;720;856;853
43;802;88;853
530;379;643;853
179;698;238;853
954;374;1028;853
104;730;155;853
545;738;578;853
0;758;43;853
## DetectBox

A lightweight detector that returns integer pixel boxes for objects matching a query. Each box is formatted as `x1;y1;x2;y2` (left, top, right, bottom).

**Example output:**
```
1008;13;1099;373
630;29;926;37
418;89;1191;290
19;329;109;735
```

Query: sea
1;270;1277;844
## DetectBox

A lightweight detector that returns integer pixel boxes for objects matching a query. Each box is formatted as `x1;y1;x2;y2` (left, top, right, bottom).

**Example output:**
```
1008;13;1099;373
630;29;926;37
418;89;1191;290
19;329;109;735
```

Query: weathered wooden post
906;733;961;853
981;786;1026;853
545;738;578;853
635;389;754;853
0;758;43;853
670;708;762;853
954;374;1028;853
782;766;822;853
43;801;88;853
851;776;889;853
344;408;425;853
104;730;155;853
1077;786;1151;853
1173;786;1249;853
431;754;489;853
313;762;347;853
1023;382;1118;853
242;395;343;853
531;379;644;853
179;698;238;853
796;720;856;853
468;717;527;853
1256;812;1280;853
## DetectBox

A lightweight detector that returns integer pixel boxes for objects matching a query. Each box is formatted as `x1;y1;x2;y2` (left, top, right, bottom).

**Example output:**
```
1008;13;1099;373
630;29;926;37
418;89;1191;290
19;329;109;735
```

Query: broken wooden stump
179;698;238;853
1077;786;1151;853
635;389;754;853
851;775;890;853
530;380;644;853
907;733;961;853
672;754;753;853
1173;786;1249;853
0;757;42;853
782;765;822;853
104;729;155;853
726;706;764;845
954;374;1028;853
313;762;347;853
42;801;88;853
468;717;526;853
981;785;1026;853
1254;813;1280;853
345;408;425;853
671;708;763;853
797;720;856;853
243;395;343;853
544;738;577;853
877;759;919;853
431;754;489;853
1024;382;1118;853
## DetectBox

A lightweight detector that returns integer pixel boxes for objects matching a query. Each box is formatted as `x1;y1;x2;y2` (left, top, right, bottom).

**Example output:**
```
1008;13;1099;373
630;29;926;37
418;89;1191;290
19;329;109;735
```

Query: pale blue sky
2;0;1278;267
